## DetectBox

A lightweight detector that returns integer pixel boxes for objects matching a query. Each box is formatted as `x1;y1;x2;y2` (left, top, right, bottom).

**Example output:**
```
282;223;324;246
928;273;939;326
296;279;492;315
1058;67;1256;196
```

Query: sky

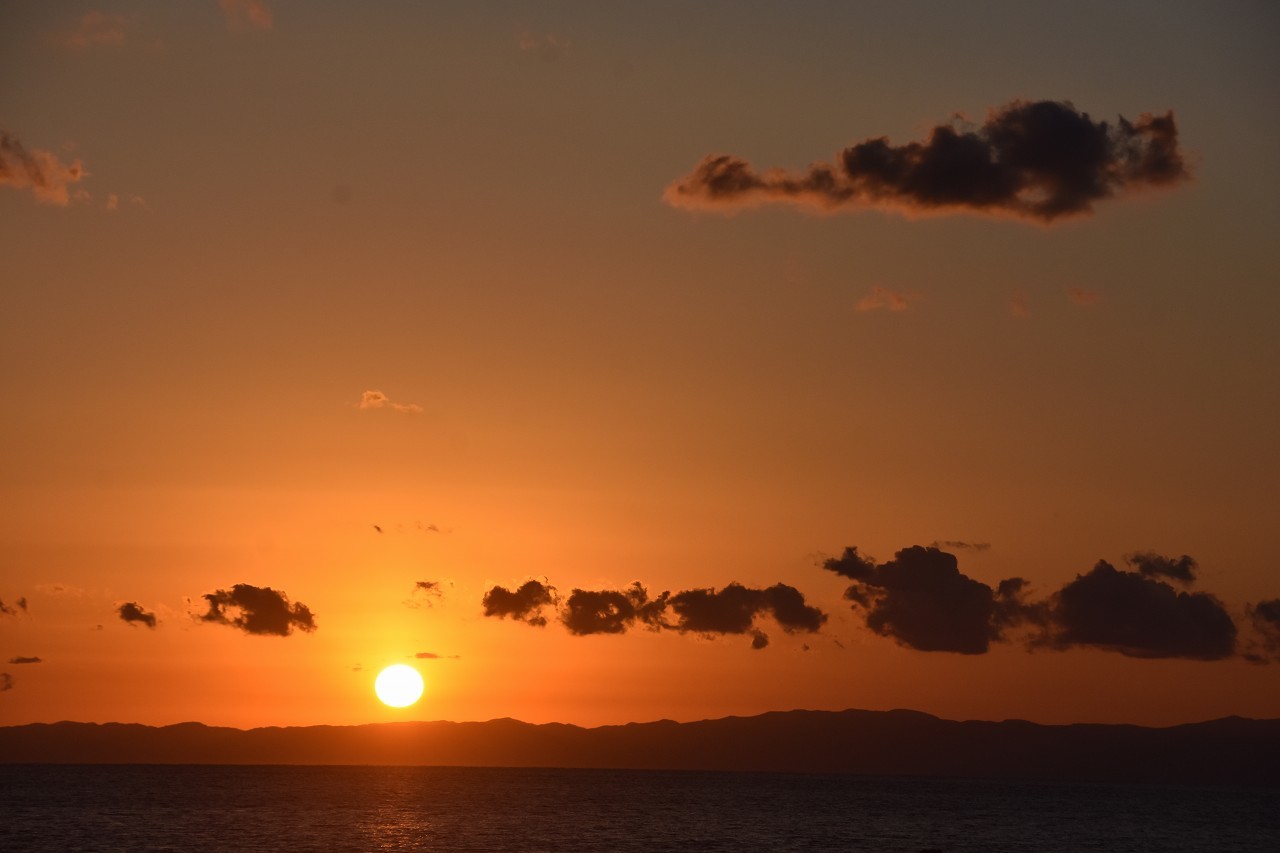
2;0;1279;730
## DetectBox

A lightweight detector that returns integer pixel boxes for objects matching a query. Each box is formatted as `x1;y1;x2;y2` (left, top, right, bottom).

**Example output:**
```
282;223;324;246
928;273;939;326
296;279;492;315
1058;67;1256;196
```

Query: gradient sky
2;0;1279;730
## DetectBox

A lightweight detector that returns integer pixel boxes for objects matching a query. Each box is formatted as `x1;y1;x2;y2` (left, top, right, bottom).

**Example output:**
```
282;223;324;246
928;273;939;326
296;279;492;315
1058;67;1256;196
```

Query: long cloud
665;100;1189;223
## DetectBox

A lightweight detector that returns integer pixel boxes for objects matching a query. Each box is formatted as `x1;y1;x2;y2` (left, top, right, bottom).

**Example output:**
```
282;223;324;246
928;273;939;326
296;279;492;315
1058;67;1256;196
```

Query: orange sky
2;1;1279;729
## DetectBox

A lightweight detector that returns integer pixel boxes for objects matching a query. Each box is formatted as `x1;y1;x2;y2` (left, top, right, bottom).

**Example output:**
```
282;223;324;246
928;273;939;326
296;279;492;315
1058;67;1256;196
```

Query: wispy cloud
518;31;567;62
8;656;42;665
50;11;126;50
856;285;918;313
358;390;423;414
219;0;274;32
1;131;88;206
665;100;1189;224
1066;287;1102;306
0;673;12;692
0;597;28;618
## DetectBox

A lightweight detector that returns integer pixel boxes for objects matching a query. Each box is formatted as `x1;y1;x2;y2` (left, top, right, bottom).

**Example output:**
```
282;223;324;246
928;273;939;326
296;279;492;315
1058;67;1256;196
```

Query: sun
374;664;424;708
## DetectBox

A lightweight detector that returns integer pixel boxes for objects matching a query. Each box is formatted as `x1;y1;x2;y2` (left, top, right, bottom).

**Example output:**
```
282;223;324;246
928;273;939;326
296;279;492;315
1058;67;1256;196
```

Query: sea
2;765;1276;852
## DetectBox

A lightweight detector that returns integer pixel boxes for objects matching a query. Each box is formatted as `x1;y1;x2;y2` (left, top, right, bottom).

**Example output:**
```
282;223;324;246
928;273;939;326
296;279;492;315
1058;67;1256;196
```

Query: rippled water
2;765;1276;851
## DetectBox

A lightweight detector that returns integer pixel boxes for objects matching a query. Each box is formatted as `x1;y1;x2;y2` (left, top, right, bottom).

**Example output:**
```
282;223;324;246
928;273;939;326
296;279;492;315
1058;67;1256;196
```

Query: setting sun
374;665;424;708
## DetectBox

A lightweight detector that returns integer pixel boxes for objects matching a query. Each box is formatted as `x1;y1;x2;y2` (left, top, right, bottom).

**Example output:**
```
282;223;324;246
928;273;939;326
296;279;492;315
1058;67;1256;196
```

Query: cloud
0;597;28;618
0;673;11;692
667;582;827;649
50;11;126;50
856;285;918;313
1;131;87;206
118;601;157;629
665;100;1189;223
930;540;992;552
357;390;423;414
823;546;1020;654
482;580;557;627
220;0;273;32
561;583;670;635
7;656;42;665
200;584;316;636
1009;289;1031;318
1066;287;1102;306
1125;551;1197;584
414;651;460;660
106;193;119;211
825;544;1241;660
1049;560;1235;659
518;31;567;62
1246;599;1280;662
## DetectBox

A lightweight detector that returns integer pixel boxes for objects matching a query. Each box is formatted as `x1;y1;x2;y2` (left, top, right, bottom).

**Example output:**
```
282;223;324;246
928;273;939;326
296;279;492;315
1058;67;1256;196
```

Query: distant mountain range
4;709;1278;786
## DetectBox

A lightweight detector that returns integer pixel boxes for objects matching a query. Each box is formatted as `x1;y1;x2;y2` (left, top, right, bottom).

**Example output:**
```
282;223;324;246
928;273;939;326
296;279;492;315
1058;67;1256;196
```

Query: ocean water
1;765;1276;852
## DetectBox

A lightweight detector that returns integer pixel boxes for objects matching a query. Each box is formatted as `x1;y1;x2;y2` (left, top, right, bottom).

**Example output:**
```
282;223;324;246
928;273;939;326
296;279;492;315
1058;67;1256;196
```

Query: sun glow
374;664;424;708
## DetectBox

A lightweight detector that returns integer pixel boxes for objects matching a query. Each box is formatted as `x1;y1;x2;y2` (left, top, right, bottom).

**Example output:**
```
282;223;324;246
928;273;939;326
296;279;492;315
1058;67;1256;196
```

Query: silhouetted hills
4;709;1278;786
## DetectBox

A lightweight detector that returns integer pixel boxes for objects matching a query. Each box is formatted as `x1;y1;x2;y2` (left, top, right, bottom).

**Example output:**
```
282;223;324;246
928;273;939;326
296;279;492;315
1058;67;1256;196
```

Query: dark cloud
1246;599;1280;662
0;597;28;617
118;602;157;629
825;545;1239;660
8;656;42;665
414;651;460;660
405;579;448;609
0;673;11;692
665;100;1189;223
1049;561;1235;659
482;580;557;627
1;131;87;205
201;584;316;636
561;583;670;635
824;546;1014;654
931;540;991;552
750;630;770;650
1125;552;1197;584
668;582;827;640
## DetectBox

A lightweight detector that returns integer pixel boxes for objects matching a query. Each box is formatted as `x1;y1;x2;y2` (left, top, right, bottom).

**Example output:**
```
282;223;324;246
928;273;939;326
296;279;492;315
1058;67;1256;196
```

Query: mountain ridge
4;708;1278;786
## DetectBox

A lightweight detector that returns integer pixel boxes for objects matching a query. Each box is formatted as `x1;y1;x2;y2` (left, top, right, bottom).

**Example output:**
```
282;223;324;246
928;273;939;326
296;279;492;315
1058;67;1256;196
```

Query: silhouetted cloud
665;100;1189;223
856;285;918;312
118;602;157;629
668;582;827;649
51;11;125;50
824;546;1018;654
0;673;11;692
482;580;557;627
1246;599;1280;662
1048;560;1235;659
358;390;423;413
1;132;86;206
7;657;42;665
220;0;273;31
561;583;670;635
0;597;28;618
414;651;461;660
1125;552;1196;583
824;545;1240;660
201;584;316;636
930;540;992;552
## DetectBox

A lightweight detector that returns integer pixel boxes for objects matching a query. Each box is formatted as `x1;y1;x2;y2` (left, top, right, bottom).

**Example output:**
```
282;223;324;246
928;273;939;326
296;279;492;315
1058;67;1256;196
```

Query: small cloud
50;11;126;51
930;540;992;552
0;597;28;618
1067;287;1102;306
561;583;670;635
1246;599;1280;663
665;100;1189;224
405;579;448;609
220;0;274;32
750;629;769;650
518;31;567;62
129;194;150;210
1009;289;1031;318
200;583;316;636
0;673;12;692
856;285;919;313
352;664;363;672
358;390;423;414
105;193;119;211
668;582;827;638
482;580;557;627
412;651;459;660
35;583;82;597
1;130;88;206
1125;551;1196;584
118;601;157;629
7;656;42;665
